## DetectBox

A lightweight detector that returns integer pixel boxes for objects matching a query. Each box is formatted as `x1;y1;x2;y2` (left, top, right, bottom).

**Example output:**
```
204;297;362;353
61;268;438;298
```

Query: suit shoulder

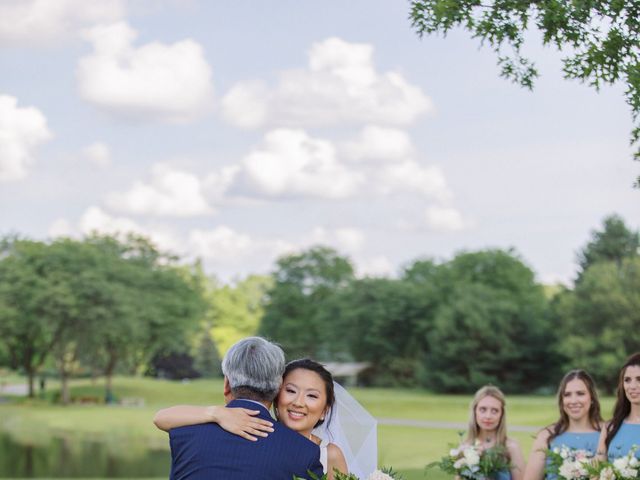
169;422;221;438
273;423;318;450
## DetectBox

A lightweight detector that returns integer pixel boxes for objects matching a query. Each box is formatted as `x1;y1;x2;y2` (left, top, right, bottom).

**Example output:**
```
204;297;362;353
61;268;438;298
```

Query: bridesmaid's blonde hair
466;385;508;448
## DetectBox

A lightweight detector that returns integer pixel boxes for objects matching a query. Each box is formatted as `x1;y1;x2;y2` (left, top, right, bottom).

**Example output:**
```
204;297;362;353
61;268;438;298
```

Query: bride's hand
207;406;274;441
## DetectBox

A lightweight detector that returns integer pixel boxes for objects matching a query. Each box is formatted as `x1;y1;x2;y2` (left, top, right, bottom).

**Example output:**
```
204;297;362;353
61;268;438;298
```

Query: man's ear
223;377;232;403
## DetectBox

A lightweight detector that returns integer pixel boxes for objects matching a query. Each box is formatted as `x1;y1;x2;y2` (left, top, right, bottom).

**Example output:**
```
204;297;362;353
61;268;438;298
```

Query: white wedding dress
319;437;329;473
312;382;378;478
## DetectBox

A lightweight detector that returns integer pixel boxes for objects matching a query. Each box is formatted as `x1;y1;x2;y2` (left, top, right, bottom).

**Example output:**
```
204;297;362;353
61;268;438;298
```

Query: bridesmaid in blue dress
463;385;525;480
523;370;602;480
597;352;640;462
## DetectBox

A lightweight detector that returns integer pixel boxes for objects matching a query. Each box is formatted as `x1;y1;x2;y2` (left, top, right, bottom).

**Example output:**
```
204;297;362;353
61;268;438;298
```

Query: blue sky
1;0;638;283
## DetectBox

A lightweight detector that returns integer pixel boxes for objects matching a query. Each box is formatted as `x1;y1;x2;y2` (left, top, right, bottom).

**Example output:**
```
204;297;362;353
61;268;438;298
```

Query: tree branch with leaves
410;0;640;186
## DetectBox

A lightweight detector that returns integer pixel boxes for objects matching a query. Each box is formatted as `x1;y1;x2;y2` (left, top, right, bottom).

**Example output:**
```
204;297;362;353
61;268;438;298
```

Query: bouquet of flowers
590;446;639;480
545;446;594;480
295;467;402;480
428;440;510;480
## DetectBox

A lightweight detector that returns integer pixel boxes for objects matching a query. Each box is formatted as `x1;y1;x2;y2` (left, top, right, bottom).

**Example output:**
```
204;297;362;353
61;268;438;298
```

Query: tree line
261;214;639;393
0;214;638;400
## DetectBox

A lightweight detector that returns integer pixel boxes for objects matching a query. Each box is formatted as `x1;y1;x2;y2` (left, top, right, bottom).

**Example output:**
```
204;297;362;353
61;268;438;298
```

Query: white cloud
356;255;395;278
0;0;124;45
77;21;214;123
106;164;213;217
203;165;240;203
205;127;456;206
82;141;111;167
232;129;363;199
341;125;414;163
187;225;377;279
189;226;257;260
222;37;432;128
79;206;144;236
305;226;365;253
188;226;293;275
339;125;453;202
58;206;183;253
47;218;73;238
425;205;468;232
376;161;453;203
0;95;52;182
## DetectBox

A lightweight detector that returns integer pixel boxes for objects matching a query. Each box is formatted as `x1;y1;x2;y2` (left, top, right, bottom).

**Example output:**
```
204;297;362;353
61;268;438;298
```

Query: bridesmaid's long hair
605;352;640;450
546;369;602;446
467;385;508;449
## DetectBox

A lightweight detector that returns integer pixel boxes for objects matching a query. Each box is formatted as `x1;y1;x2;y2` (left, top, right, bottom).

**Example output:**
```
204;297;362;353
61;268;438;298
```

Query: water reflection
0;431;169;477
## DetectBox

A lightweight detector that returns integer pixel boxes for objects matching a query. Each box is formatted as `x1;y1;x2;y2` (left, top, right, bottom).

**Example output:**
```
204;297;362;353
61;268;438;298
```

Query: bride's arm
326;443;348;480
153;405;274;441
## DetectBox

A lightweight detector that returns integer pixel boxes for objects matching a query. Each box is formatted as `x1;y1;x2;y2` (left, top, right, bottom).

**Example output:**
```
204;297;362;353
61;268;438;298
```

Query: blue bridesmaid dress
607;423;640;461
549;431;600;454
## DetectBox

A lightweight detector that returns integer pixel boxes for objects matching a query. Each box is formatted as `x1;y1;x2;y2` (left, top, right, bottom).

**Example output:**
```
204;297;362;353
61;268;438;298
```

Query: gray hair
221;337;285;402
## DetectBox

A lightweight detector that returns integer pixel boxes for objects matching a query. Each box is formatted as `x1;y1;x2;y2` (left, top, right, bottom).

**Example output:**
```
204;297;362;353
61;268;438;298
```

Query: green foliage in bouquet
294;466;403;480
587;445;640;480
428;442;511;480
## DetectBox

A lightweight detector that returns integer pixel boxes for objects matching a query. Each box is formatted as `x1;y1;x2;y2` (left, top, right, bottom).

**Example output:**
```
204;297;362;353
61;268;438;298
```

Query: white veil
312;382;377;478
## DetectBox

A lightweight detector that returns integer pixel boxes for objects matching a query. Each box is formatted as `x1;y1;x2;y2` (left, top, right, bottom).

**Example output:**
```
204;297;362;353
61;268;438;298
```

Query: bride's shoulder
327;442;346;463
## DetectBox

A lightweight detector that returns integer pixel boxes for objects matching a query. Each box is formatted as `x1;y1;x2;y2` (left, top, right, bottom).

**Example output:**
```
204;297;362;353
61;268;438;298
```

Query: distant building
323;362;371;386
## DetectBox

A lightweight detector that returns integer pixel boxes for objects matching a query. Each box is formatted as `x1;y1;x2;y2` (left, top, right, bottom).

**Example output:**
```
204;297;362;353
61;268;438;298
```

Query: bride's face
276;368;328;436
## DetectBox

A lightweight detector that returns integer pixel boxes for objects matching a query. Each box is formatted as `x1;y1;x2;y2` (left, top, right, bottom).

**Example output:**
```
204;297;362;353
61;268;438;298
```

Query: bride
154;358;377;479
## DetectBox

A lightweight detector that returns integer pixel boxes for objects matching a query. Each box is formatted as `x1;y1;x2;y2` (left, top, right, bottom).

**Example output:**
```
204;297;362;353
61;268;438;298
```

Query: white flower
366;471;394;480
463;447;480;466
454;458;466;469
559;459;589;480
599;466;615;480
450;448;460;457
613;457;629;472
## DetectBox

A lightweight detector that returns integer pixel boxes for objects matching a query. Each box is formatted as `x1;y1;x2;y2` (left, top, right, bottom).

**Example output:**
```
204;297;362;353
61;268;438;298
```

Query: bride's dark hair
277;358;336;428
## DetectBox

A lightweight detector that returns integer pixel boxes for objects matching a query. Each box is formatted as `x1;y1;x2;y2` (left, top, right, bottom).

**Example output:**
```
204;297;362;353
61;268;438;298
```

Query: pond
0;431;170;478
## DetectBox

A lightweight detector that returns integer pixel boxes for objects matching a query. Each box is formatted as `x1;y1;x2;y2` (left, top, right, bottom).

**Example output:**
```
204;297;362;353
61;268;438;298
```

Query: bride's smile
277;368;329;437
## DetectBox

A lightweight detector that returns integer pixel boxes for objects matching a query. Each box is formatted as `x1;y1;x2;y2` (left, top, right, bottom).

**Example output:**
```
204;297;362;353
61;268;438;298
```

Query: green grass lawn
0;375;614;479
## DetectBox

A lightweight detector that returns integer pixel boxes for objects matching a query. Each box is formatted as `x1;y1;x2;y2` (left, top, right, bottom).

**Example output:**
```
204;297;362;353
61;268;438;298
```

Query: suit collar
228;398;273;417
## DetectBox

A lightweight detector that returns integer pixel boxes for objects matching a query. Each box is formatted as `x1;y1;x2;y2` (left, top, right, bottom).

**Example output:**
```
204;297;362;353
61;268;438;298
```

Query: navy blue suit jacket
169;399;324;479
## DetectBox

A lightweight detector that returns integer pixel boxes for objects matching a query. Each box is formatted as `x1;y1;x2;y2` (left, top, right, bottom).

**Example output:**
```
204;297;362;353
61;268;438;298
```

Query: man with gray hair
169;336;323;479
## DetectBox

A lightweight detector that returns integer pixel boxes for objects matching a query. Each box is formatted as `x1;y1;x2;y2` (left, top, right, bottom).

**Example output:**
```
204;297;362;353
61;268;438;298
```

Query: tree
207;274;272;354
577;214;639;276
192;329;222;378
260;246;354;359
82;234;205;400
320;278;436;386
0;239;69;397
421;249;558;392
555;256;640;392
410;0;640;185
0;234;206;401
